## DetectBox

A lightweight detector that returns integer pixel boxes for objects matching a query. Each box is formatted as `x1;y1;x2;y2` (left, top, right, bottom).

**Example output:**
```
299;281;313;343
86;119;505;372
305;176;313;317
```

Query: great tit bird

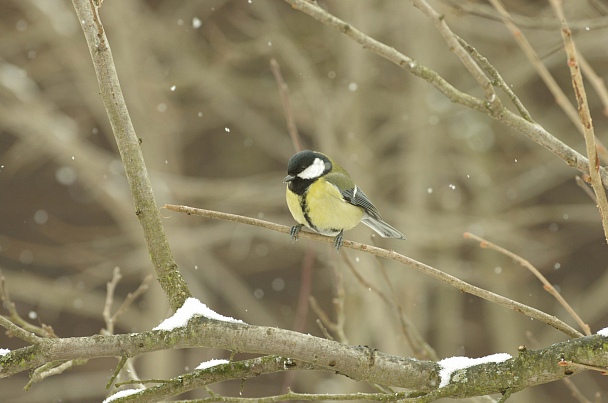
284;150;406;250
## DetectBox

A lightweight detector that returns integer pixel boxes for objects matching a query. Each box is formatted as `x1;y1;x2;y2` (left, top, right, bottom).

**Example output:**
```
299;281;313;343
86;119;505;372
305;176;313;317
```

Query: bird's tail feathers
361;215;406;240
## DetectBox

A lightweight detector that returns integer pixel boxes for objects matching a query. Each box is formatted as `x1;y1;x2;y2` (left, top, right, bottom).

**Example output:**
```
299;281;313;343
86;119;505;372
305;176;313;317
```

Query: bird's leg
290;224;303;241
333;230;344;251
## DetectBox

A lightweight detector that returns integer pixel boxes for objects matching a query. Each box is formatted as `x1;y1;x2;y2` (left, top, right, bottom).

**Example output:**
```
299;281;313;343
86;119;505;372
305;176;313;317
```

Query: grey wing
341;184;406;239
341;186;382;219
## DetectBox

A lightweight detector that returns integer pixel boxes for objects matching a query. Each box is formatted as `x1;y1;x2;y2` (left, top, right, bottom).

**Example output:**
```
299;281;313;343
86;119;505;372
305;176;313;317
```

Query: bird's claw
333;230;344;251
290;224;303;241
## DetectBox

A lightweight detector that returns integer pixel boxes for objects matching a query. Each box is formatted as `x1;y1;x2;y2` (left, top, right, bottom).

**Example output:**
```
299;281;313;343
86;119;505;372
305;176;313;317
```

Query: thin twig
561;377;594;403
102;268;153;336
309;296;340;340
111;274;154;326
25;359;88;390
0;315;41;344
0;274;55;338
549;0;608;243
270;59;302;152
464;232;590;336
488;1;578;131
103;266;122;335
456;35;532;121
342;253;391;306
315;318;334;341
442;0;608;31
164;204;584;338
107;355;129;389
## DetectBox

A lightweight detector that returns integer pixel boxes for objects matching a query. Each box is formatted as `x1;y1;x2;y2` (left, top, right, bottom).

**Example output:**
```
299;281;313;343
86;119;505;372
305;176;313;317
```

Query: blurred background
1;0;608;401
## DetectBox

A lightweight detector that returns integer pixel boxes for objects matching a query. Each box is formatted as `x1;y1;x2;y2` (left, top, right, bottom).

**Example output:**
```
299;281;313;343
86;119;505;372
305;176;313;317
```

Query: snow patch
597;327;608;337
438;353;511;388
0;348;10;356
103;389;142;403
196;358;229;370
153;297;244;331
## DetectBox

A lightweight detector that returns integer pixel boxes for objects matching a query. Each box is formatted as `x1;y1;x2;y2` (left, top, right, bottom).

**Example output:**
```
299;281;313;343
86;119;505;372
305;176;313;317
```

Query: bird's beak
284;174;296;183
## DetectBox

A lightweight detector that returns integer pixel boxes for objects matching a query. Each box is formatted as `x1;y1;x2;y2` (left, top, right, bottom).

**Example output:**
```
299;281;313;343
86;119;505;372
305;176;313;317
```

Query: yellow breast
286;178;364;236
286;185;307;226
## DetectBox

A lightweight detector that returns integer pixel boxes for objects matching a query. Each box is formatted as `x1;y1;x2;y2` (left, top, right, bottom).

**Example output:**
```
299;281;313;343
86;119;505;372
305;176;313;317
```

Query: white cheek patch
297;157;326;179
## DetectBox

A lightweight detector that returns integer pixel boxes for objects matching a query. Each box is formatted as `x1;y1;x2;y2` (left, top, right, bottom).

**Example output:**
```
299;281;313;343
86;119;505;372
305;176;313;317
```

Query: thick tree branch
70;0;190;310
1;317;606;401
1;320;436;390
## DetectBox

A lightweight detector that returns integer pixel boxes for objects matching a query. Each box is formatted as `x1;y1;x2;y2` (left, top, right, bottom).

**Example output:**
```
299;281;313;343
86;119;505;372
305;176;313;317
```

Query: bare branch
0;315;41;344
270;59;302;152
549;0;608;243
70;0;190;311
103;266;122;335
412;0;501;109
2;318;606;400
0;273;56;338
163;204;583;339
488;0;608;163
455;35;532;121
282;0;608;188
111;274;154;328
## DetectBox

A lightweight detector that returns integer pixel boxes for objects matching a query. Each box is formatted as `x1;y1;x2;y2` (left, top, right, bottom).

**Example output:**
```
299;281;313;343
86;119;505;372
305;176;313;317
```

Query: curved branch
71;0;190;310
163;204;583;339
1;317;605;401
0;321;436;390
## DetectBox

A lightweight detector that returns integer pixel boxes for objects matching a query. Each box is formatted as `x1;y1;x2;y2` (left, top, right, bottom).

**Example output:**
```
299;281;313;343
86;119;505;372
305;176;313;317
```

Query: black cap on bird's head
284;150;332;183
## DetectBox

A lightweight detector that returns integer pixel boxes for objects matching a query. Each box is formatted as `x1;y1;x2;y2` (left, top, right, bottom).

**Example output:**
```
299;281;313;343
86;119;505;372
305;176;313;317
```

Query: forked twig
0;273;56;339
412;0;500;109
103;267;154;335
456;35;532;121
